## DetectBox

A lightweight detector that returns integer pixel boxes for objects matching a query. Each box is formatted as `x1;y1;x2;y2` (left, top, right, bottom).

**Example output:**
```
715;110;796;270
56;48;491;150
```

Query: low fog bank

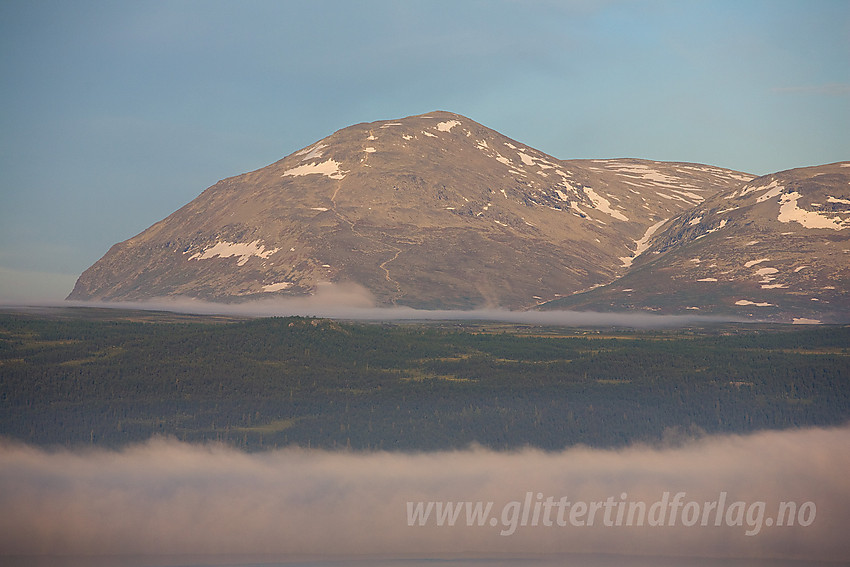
1;426;848;562
0;554;842;567
65;300;742;327
50;283;747;327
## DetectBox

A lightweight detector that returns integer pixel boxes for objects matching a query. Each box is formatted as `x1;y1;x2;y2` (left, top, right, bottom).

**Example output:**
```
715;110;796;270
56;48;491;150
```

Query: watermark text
406;491;816;536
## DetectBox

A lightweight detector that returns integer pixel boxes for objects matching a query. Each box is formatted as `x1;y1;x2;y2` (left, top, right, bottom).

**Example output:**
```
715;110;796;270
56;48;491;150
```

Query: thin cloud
51;283;747;328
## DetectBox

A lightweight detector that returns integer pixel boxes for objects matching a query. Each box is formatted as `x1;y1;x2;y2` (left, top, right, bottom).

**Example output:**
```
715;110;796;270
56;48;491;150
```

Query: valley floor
1;307;848;450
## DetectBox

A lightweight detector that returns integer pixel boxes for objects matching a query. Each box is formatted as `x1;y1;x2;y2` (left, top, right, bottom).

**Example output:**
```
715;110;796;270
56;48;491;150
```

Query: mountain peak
67;114;848;321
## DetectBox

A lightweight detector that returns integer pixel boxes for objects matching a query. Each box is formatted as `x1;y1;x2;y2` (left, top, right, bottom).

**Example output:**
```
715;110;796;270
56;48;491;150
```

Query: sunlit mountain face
71;111;794;312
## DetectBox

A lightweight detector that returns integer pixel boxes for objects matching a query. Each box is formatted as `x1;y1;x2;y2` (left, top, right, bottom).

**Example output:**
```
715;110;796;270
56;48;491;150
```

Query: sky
1;0;848;303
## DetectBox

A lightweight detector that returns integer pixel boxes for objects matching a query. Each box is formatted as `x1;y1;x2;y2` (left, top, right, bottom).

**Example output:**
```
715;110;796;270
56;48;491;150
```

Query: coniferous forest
1;308;848;451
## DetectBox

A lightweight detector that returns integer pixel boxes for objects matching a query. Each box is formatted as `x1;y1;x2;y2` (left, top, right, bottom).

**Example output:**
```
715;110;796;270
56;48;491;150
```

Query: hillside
68;112;752;309
544;162;850;323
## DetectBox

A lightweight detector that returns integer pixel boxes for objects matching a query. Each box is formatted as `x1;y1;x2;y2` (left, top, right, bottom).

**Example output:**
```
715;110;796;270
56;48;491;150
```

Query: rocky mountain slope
68;111;753;309
543;162;850;323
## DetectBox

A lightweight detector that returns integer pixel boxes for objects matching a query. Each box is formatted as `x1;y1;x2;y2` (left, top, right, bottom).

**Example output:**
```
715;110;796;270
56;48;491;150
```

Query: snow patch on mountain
620;218;668;268
187;240;280;267
735;299;775;307
584;188;629;222
656;192;693;204
755;182;785;203
738;179;780;199
668;189;705;203
435;120;461;132
283;159;347;180
518;152;535;166
294;143;327;161
262;282;293;292
778;192;850;230
610;164;682;186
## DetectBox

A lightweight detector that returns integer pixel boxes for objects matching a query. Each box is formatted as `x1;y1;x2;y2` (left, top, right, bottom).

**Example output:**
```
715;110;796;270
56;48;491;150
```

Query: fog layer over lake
1;425;848;563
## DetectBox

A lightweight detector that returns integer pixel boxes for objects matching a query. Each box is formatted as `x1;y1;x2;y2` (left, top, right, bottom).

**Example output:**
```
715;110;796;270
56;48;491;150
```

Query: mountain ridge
68;111;847;321
543;161;850;322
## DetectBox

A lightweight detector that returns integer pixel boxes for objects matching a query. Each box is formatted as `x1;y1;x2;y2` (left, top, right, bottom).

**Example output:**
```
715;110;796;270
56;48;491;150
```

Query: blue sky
1;0;848;302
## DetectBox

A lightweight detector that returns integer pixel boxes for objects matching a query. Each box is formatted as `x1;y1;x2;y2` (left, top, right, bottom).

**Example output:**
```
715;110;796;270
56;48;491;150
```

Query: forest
1;307;848;451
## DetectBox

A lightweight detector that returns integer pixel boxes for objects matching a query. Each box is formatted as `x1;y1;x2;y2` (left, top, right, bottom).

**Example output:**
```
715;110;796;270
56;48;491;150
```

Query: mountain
543;161;850;323
68;111;752;309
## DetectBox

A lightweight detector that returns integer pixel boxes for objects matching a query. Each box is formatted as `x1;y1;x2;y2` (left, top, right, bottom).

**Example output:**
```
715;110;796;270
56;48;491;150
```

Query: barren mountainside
544;162;850;322
68;111;848;321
